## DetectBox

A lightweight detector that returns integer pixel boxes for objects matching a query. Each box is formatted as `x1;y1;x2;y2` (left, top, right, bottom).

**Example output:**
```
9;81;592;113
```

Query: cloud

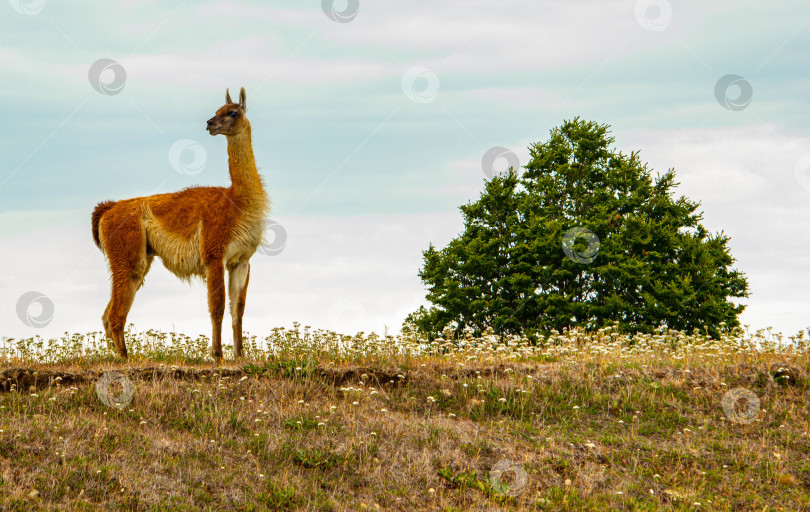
2;0;810;342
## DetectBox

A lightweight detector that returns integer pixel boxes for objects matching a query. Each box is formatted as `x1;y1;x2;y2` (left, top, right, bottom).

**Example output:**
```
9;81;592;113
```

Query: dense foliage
409;119;749;340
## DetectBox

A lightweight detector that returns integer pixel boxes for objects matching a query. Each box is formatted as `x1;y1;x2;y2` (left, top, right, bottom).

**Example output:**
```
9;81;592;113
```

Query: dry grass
0;324;808;511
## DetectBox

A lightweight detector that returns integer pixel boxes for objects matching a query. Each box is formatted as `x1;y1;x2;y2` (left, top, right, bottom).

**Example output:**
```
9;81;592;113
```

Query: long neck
226;125;264;205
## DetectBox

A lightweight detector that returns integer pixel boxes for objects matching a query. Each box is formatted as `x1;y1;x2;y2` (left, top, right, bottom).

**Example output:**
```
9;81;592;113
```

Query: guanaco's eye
228;111;238;117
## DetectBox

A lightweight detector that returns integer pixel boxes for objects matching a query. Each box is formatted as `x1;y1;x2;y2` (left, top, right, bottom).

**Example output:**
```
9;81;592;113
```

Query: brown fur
91;200;116;248
92;88;270;360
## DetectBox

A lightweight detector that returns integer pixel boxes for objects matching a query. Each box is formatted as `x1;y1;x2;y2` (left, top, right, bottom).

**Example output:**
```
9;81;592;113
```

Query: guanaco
91;88;270;360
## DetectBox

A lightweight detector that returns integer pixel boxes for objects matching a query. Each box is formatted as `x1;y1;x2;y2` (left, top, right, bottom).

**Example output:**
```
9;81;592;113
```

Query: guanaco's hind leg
102;300;112;342
106;255;152;358
101;214;152;359
207;259;226;361
228;261;250;358
102;300;118;351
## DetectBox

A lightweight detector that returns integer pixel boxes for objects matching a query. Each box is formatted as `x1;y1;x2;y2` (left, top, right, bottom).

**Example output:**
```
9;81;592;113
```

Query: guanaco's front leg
228;261;250;358
207;260;226;361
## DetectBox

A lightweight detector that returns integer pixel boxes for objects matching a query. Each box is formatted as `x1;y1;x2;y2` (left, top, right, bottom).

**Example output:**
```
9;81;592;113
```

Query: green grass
0;323;808;510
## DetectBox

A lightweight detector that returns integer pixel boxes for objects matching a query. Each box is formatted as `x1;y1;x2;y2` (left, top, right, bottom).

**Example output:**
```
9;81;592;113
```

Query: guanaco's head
206;87;249;137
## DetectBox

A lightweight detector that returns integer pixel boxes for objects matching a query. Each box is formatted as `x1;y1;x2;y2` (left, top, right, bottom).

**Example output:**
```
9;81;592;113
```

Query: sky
0;0;808;342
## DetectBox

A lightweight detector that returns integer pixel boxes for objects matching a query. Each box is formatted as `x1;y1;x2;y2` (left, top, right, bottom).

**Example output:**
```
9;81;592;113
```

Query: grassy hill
0;325;807;511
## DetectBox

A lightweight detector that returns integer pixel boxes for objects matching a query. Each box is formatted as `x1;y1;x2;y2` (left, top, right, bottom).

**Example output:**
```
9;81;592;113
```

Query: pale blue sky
1;0;809;341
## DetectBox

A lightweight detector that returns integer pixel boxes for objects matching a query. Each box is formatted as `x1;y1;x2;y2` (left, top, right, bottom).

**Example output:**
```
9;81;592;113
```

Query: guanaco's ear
239;87;247;112
226;88;233;105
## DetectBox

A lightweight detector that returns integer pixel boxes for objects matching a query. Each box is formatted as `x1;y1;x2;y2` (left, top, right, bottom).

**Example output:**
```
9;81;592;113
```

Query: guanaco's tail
91;200;116;250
